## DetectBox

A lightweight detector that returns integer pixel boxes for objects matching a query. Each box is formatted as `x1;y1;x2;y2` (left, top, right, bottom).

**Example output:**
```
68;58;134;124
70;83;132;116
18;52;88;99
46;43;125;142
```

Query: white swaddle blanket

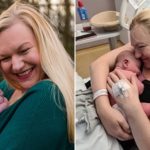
76;73;123;150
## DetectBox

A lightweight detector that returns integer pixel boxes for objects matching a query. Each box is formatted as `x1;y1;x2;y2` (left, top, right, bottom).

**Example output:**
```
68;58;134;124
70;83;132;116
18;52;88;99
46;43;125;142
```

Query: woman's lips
16;67;34;81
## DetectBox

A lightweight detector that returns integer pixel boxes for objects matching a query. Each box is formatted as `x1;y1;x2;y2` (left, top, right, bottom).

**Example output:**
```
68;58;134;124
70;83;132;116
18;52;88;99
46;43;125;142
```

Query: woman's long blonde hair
0;2;74;142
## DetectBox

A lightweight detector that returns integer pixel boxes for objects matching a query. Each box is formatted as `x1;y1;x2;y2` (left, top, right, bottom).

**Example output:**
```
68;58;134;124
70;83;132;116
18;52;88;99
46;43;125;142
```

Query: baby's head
116;51;141;75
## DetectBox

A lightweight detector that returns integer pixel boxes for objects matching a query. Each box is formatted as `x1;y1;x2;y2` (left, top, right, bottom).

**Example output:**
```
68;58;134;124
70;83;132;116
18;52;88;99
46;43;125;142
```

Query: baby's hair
116;50;135;64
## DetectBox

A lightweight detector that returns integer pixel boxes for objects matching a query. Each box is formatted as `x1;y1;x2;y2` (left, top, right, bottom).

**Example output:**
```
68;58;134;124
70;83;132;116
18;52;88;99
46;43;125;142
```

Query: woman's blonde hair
130;9;150;31
0;2;74;142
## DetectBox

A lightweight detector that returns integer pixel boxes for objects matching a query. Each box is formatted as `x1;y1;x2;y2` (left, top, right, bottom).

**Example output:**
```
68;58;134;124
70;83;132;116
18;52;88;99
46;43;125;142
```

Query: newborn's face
128;58;141;75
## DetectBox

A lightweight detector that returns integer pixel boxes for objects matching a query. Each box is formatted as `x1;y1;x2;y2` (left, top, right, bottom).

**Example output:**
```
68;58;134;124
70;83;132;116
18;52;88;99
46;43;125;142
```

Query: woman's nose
11;56;24;73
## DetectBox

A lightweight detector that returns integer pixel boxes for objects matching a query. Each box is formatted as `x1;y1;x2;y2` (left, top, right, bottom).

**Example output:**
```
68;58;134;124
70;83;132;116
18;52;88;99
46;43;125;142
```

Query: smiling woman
0;1;74;150
0;22;44;91
0;22;45;91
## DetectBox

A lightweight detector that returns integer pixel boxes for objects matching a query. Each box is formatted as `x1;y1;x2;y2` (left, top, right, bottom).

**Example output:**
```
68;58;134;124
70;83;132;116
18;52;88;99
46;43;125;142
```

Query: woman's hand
96;101;132;140
107;69;140;114
107;70;150;150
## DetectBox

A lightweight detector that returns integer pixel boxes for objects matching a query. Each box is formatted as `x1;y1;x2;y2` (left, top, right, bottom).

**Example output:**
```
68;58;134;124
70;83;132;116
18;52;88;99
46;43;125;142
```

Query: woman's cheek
0;63;10;74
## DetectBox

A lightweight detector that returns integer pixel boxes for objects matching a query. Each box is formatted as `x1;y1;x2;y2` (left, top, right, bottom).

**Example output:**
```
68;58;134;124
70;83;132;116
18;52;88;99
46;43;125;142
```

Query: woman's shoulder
25;79;65;108
33;79;59;89
15;80;66;121
28;80;61;94
30;79;55;89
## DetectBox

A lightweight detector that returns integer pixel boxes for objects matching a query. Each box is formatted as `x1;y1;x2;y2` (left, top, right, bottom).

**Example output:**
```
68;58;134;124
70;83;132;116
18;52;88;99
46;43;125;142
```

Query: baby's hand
0;90;5;104
0;90;8;113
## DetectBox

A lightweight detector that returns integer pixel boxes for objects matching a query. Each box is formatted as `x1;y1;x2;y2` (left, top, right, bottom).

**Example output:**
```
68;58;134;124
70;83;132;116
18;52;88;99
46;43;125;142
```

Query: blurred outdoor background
0;0;74;59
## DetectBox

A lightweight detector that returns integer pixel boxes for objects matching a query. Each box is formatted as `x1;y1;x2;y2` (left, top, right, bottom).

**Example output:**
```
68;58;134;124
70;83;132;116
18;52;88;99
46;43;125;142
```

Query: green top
0;80;74;150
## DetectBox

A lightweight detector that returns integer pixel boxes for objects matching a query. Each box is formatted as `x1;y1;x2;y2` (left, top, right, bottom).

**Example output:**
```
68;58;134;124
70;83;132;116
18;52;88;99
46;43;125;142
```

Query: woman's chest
8;90;24;106
140;80;150;102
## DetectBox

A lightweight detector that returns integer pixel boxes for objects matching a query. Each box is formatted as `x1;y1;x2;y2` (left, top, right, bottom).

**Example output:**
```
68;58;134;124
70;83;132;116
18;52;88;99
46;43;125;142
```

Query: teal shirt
0;80;74;150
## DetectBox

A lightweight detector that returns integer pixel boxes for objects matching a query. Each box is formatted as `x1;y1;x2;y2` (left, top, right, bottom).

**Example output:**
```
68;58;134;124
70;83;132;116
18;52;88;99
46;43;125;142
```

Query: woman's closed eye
137;45;146;49
19;48;30;55
0;56;11;62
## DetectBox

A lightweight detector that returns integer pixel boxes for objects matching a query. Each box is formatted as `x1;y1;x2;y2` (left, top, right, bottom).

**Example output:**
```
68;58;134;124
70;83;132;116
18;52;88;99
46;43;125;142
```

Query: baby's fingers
114;69;127;80
131;75;138;92
107;76;114;88
107;84;112;96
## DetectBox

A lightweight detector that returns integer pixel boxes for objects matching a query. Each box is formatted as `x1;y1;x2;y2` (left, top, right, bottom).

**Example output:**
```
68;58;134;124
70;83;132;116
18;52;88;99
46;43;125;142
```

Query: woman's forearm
90;55;112;115
125;104;150;150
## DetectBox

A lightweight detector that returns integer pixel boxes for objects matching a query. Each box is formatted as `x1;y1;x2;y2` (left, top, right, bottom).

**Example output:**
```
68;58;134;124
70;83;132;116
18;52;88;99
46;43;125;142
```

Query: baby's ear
123;59;129;68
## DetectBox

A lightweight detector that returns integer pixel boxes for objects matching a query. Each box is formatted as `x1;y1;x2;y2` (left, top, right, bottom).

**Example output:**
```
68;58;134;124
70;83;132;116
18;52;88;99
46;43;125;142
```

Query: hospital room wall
76;0;116;24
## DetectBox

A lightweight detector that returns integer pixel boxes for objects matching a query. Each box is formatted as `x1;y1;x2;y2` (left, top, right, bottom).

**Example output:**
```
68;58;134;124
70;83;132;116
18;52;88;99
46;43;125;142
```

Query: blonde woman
0;2;74;149
91;9;150;150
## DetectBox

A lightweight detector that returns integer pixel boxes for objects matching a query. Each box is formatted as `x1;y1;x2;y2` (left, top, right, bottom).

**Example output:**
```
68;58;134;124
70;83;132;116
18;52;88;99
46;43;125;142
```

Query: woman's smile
15;67;34;82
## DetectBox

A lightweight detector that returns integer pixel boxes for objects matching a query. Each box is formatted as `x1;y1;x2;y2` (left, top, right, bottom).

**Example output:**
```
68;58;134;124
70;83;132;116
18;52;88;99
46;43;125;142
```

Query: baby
109;51;150;117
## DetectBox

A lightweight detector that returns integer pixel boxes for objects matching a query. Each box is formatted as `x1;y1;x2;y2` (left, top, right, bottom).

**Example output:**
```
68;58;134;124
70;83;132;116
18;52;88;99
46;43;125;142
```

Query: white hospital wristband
93;89;108;100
